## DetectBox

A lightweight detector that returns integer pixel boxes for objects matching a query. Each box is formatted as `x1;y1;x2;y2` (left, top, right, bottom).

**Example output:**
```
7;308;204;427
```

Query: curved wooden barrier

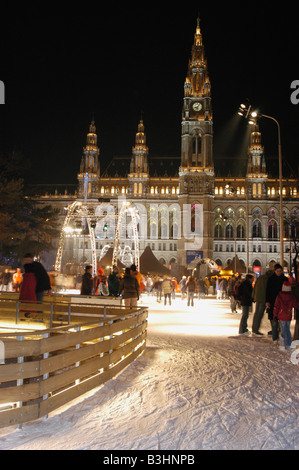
0;300;148;429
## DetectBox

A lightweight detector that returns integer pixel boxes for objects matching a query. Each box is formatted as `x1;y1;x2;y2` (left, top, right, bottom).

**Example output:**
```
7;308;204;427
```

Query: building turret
247;124;267;177
128;119;149;196
246;124;268;199
78;120;100;200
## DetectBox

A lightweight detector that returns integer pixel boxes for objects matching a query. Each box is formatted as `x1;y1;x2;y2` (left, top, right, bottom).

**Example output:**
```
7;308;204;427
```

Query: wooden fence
0;298;148;429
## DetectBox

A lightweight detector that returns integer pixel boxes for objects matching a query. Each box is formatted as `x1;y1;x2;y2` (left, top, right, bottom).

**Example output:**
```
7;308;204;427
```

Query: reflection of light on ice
143;295;240;337
55;293;241;337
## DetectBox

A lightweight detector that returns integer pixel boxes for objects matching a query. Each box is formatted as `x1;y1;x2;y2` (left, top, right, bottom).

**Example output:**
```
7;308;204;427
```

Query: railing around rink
0;295;148;429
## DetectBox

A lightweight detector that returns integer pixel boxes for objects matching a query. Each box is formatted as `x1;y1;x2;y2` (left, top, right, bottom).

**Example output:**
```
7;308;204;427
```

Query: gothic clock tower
178;18;214;267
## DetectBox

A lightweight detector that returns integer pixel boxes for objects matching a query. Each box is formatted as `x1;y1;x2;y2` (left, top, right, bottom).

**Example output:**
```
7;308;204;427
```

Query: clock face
193;102;202;111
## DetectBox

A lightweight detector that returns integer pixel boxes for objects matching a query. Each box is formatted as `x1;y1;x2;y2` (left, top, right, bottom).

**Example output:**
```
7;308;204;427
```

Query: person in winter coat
119;267;140;308
19;263;37;317
219;277;228;300
273;278;299;349
162;276;173;306
196;277;206;300
238;274;254;335
186;276;196;306
13;268;23;292
266;263;288;341
23;253;51;301
252;270;273;336
95;268;109;295
227;274;238;313
108;266;120;297
81;266;93;295
292;280;299;341
130;264;142;286
179;276;187;300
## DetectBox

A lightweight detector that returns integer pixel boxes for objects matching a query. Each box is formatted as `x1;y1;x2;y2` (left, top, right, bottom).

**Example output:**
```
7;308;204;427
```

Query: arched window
215;259;223;269
253;220;262;238
237;224;246;239
226;224;234;239
214;222;223;238
192;133;202;166
238;208;246;219
268;220;278;239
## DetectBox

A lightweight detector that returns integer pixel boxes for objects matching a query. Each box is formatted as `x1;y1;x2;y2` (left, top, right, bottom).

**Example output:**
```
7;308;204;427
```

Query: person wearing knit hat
273;277;299;350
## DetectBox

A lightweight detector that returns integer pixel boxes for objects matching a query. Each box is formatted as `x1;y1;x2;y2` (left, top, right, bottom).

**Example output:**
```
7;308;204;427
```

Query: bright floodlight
251;111;258;118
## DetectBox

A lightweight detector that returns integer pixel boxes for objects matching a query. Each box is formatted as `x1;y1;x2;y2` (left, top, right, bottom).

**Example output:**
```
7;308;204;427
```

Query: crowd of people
223;264;299;350
1;257;298;348
80;268;214;309
0;255;51;302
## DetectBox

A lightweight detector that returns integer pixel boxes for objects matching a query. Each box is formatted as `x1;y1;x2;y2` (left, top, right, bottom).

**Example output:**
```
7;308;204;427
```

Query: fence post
16;300;19;325
50;303;54;328
16;335;24;430
75;326;81;385
42;333;50;420
68;303;71;325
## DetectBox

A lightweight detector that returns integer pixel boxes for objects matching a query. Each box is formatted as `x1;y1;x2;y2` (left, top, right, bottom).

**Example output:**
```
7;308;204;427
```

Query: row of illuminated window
214;219;298;239
76;241;177;252
147;242;177;252
99;185;180;196
214;244;278;253
215;185;298;197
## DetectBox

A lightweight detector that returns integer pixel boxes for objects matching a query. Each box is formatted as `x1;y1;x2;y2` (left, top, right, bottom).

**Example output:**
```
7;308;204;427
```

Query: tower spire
247;124;267;177
78;120;100;199
181;18;213;171
128;119;149;196
130;118;149;174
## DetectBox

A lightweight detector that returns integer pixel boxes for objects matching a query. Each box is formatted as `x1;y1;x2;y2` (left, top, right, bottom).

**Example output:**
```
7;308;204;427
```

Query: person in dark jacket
252;270;273;336
119;267;140;308
108;266;121;297
81;265;93;295
238;274;254;335
23;253;51;301
186;276;196;306
265;263;288;341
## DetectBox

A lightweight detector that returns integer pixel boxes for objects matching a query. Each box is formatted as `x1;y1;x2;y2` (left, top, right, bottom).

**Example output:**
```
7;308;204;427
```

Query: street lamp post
260;114;284;267
239;104;284;267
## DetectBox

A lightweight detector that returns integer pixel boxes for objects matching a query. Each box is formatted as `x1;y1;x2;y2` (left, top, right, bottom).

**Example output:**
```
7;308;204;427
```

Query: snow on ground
0;295;298;450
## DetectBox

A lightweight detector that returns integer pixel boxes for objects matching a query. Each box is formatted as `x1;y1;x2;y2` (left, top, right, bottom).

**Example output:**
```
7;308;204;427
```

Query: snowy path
0;296;298;450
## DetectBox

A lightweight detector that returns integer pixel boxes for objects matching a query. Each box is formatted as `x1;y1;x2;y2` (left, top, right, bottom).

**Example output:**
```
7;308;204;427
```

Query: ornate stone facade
35;19;298;274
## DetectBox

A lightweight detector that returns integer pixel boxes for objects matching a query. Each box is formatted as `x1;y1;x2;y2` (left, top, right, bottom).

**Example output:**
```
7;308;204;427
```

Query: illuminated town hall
40;19;299;276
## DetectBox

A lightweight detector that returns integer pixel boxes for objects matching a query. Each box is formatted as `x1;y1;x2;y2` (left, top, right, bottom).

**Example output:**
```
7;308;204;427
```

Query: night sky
1;5;298;185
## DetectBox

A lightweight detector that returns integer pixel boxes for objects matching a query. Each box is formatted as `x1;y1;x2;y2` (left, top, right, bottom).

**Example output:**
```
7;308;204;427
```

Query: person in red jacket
19;263;37;317
273;278;299;350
